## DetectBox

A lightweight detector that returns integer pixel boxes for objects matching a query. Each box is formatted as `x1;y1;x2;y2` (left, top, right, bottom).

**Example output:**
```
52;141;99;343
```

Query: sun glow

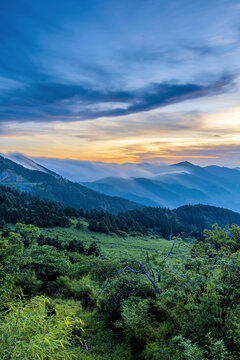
1;104;240;165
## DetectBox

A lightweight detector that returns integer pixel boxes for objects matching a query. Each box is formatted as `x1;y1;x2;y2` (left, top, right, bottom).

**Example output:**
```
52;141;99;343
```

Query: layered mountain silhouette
2;153;240;213
83;161;240;212
0;155;142;213
33;156;171;182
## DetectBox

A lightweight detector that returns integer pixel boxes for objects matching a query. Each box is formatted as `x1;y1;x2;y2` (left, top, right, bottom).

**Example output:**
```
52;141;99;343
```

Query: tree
16;223;40;247
87;242;101;257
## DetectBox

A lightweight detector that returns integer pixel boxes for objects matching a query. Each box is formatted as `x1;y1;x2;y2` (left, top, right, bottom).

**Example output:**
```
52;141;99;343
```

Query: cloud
69;110;203;143
0;0;239;126
1;0;240;167
185;44;217;56
0;73;236;123
119;47;183;64
110;141;240;165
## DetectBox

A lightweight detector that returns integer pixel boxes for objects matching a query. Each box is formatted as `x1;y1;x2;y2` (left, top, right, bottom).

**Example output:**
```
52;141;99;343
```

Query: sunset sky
1;0;240;165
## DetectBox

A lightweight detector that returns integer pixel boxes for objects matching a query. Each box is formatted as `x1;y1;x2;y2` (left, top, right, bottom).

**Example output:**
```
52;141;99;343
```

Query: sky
0;0;240;165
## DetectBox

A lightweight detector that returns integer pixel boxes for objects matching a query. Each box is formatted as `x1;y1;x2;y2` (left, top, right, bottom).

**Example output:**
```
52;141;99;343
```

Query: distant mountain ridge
81;161;240;212
2;153;240;213
0;155;142;213
33;156;240;212
33;156;172;182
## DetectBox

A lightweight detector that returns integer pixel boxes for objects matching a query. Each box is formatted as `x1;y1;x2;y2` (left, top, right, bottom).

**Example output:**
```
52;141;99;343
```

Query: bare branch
155;267;161;282
98;233;184;297
162;233;183;264
146;252;155;281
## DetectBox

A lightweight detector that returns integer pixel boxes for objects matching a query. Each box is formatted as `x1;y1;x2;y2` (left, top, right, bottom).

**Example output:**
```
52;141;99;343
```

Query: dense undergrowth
0;216;240;359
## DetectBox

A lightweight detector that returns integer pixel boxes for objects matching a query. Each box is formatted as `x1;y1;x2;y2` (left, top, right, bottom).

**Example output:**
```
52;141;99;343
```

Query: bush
55;275;96;309
171;336;204;360
0;296;84;360
116;297;150;349
87;242;101;257
98;274;155;322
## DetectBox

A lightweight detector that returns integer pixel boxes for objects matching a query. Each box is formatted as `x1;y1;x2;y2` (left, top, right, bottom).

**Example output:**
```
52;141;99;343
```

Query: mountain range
0;154;142;213
2;153;240;213
82;161;240;211
33;155;240;212
33;156;172;182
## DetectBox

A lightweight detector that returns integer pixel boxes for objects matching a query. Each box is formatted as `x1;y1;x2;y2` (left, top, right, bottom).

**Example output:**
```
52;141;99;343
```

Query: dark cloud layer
0;74;236;122
0;0;239;125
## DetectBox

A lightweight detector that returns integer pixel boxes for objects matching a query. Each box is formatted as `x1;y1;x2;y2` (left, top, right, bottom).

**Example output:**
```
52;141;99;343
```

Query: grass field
40;219;192;262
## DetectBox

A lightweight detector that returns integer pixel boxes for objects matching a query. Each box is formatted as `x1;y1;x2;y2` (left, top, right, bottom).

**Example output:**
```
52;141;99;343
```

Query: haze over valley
2;152;240;213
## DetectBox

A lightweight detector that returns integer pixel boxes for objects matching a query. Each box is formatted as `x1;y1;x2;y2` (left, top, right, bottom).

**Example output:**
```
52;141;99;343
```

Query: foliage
0;213;239;359
0;296;84;360
87;241;101;257
1;184;240;240
0;185;73;227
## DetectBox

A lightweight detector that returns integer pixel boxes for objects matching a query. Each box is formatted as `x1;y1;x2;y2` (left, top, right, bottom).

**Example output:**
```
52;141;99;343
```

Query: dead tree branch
98;233;183;297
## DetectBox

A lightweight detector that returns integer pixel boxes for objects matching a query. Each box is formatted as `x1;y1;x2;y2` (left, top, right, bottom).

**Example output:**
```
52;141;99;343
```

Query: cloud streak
0;73;236;123
1;0;240;165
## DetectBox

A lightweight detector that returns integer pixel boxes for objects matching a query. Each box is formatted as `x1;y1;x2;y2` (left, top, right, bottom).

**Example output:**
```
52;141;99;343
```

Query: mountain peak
171;161;198;168
1;152;55;174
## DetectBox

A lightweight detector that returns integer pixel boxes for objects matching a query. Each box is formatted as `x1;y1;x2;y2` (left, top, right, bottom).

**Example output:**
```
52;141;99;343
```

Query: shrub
87;242;101;257
55;275;96;309
0;296;84;360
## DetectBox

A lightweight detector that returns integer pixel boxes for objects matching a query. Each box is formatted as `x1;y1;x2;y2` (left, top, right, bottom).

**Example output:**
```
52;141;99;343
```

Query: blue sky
1;0;240;164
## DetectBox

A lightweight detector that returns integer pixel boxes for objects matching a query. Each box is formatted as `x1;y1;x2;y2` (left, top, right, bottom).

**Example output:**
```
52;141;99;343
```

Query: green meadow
40;219;192;262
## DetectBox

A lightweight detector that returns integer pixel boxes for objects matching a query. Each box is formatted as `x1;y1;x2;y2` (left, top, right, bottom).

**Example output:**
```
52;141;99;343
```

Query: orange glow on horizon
1;103;240;166
19;152;219;165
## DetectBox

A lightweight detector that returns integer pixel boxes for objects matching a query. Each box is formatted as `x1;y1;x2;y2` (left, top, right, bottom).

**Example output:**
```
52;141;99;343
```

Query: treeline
0;186;82;227
86;209;148;235
38;233;101;257
1;185;240;238
85;204;240;237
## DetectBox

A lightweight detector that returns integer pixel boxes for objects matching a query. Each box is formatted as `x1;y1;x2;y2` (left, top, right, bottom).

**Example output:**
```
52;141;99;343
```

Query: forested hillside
0;155;142;213
1;186;240;238
2;0;240;358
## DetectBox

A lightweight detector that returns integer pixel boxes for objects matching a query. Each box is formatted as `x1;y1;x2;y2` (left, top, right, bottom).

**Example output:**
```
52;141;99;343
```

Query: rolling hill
1;183;240;239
